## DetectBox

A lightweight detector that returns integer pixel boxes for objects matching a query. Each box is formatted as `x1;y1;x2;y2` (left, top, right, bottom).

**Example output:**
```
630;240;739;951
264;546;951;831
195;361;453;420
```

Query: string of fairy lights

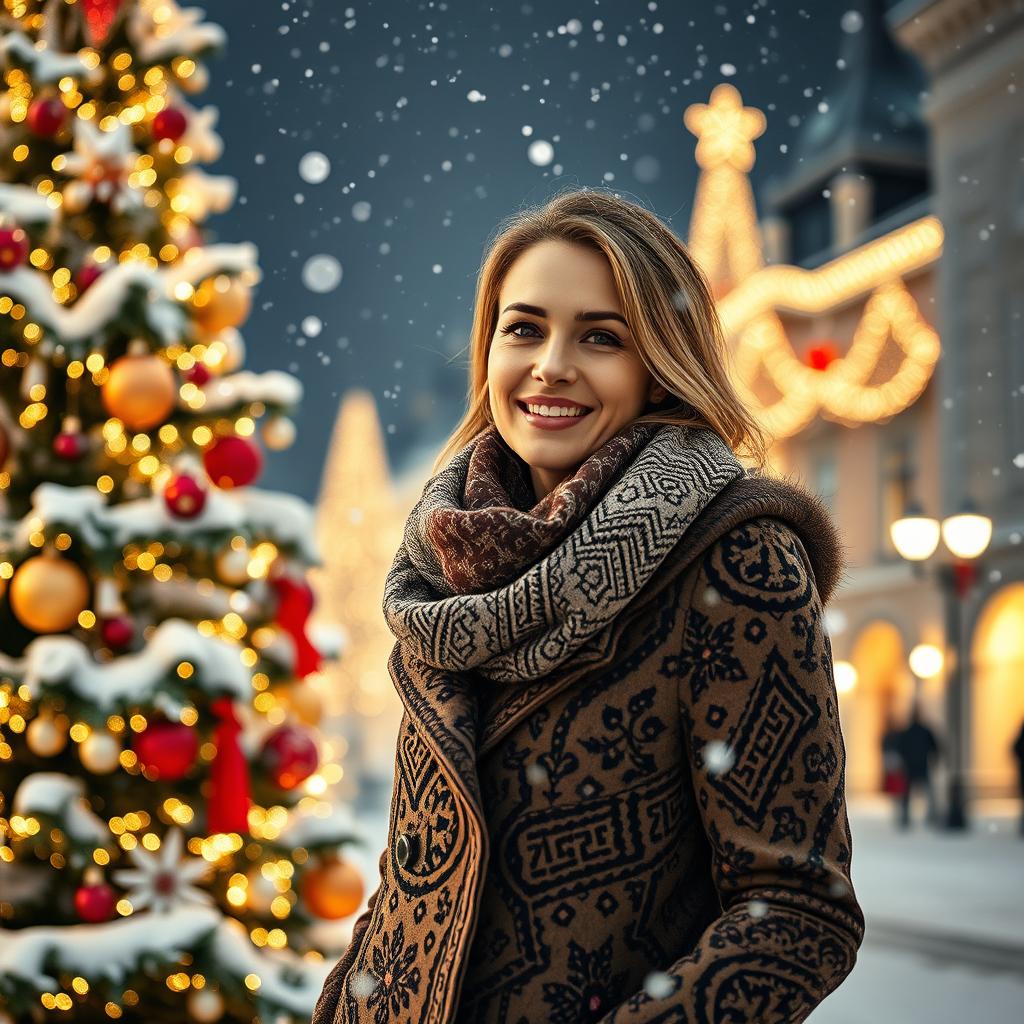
683;83;944;437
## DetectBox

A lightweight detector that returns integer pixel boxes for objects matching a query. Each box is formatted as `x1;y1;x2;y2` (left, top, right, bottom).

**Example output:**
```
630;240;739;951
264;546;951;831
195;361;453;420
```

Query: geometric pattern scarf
381;419;747;685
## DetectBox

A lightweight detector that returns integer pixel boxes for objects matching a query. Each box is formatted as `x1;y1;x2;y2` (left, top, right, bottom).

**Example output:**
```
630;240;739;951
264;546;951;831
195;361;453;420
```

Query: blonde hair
432;186;772;475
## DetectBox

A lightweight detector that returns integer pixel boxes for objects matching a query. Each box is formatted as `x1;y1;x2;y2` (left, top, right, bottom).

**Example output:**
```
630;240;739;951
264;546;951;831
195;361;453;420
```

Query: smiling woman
313;187;863;1024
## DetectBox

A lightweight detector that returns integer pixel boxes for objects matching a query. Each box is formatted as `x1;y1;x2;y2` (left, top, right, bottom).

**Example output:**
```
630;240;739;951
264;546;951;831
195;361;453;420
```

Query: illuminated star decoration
682;84;943;439
112;828;214;913
59;118;144;216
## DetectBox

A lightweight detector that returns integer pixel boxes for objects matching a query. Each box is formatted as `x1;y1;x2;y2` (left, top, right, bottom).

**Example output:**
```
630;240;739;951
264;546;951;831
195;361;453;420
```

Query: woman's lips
516;401;593;430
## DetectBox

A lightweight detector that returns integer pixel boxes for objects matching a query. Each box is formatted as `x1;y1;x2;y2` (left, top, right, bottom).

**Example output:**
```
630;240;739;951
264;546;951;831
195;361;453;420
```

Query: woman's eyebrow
501;302;629;329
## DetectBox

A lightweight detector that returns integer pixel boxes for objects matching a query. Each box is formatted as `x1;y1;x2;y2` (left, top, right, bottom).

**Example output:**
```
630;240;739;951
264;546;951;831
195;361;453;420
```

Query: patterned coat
311;474;865;1024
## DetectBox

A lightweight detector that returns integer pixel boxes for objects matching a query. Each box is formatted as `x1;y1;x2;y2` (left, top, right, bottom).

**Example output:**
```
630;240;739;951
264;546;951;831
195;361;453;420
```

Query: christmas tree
0;3;366;1021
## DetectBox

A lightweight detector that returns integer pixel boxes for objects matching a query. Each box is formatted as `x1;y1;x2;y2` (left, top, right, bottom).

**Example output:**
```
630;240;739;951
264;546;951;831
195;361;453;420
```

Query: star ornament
60;119;144;215
684;83;766;173
112;828;214;913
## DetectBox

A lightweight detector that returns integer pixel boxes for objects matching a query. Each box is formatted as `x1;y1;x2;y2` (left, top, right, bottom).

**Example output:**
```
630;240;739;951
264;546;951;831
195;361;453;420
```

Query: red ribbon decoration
271;575;322;678
81;0;124;46
207;698;251;835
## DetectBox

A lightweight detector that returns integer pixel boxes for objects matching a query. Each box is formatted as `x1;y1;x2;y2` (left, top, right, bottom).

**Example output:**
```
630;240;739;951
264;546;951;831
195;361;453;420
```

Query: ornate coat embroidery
312;487;865;1024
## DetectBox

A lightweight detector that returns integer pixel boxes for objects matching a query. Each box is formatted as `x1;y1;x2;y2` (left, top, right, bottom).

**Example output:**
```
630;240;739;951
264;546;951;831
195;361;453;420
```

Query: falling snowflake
643;970;675;999
841;10;864;33
527;139;554;166
352;201;372;222
720;63;737;77
704;740;735;776
298;151;331;184
302;316;323;337
112;828;212;913
748;899;768;919
302;254;343;294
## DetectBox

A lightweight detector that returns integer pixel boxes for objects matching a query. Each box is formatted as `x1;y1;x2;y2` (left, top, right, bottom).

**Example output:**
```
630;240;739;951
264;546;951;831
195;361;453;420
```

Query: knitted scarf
381;420;747;686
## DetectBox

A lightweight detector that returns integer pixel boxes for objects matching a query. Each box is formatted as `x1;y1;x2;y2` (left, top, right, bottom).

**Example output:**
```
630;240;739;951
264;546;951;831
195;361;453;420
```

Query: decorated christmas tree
0;2;365;1021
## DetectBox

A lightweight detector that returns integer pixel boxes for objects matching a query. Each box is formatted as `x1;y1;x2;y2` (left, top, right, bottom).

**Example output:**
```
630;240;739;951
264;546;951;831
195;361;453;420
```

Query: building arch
969;581;1024;798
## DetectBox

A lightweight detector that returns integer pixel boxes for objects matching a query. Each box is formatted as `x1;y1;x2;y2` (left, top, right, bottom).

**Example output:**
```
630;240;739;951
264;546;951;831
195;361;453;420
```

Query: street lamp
889;499;992;830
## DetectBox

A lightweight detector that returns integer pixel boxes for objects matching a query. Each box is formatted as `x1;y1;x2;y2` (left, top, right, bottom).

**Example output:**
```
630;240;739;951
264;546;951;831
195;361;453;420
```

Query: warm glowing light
833;661;857;695
909;644;944;680
942;513;992;560
890;513;941;562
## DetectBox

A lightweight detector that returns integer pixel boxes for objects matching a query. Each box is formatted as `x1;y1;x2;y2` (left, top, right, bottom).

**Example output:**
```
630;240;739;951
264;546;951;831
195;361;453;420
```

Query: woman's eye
499;322;622;347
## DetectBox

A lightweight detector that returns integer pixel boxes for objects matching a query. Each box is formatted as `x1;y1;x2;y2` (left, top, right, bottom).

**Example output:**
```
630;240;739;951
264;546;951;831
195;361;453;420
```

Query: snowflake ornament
112;828;213;913
60;119;144;216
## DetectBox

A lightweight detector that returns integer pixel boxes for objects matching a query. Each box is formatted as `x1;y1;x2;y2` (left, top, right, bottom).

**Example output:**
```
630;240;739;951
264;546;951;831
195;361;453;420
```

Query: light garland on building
684;83;944;437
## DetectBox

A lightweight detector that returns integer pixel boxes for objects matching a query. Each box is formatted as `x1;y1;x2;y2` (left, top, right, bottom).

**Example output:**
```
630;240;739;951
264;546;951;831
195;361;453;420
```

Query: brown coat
312;474;864;1024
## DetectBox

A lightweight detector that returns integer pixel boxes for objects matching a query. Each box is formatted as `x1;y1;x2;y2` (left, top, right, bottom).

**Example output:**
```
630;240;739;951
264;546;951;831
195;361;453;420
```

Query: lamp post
889;501;992;830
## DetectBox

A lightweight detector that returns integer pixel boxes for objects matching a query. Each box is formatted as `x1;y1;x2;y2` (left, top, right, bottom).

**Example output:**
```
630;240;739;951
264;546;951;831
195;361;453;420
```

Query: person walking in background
1012;719;1024;836
897;706;941;829
881;713;908;826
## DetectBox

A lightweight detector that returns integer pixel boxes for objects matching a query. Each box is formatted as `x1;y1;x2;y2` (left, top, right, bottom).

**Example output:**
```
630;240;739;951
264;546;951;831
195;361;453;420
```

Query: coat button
395;832;419;868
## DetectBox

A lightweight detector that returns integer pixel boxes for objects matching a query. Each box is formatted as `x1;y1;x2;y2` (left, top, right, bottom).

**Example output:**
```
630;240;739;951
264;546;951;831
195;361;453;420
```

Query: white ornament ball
262;415;296;451
79;730;121;774
186;986;225;1023
26;715;68;757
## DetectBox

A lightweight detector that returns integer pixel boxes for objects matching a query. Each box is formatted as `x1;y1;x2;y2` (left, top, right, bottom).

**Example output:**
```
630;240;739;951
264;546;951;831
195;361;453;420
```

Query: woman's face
488;239;667;502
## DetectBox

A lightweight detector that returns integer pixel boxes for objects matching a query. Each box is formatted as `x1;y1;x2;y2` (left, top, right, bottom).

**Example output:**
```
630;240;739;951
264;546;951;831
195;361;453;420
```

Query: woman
313;188;864;1024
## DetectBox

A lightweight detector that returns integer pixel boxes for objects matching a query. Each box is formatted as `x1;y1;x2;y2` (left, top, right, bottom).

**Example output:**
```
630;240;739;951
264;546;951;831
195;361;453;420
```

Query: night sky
197;0;895;501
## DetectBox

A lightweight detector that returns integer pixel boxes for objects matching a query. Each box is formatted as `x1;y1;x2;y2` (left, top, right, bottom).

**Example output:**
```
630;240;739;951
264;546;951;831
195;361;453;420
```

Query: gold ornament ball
191;275;252;333
186;986;224;1023
10;554;90;633
79;730;121;774
300;856;364;920
26;715;69;757
262;415;296;451
102;351;177;432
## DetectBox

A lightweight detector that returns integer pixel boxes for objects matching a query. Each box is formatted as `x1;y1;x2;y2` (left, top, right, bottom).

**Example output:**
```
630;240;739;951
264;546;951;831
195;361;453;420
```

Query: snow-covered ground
810;797;1024;1023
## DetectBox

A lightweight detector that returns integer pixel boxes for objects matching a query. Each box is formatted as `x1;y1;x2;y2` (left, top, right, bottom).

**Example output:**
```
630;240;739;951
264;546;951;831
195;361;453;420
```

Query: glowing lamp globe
889;507;940;562
909;644;944;680
942;511;992;560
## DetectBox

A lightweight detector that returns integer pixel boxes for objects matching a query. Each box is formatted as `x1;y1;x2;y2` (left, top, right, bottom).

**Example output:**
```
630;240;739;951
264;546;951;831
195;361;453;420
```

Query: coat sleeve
598;516;865;1023
310;845;388;1024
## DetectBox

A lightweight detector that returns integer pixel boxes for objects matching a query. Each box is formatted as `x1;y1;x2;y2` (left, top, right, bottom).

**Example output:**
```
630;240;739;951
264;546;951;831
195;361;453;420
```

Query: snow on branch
11;773;112;849
162;242;260;290
19;481;320;564
200;370;303;412
0;261;184;345
0;30;97;83
0;905;221;991
21;619;251;711
127;2;227;65
0;909;331;1017
0;183;56;225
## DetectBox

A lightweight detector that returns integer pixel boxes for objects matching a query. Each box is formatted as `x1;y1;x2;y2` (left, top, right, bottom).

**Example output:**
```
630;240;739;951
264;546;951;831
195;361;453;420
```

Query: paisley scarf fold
382;420;746;684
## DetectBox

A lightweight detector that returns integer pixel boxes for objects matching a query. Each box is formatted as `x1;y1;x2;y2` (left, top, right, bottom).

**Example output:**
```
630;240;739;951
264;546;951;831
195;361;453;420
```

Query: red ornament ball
260;725;318;790
100;614;134;650
74;881;117;923
203;435;263;489
75;263;104;294
0;226;29;271
152;107;188;142
164;471;207;518
133;720;198;781
185;362;212;387
53;424;89;461
27;97;67;137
